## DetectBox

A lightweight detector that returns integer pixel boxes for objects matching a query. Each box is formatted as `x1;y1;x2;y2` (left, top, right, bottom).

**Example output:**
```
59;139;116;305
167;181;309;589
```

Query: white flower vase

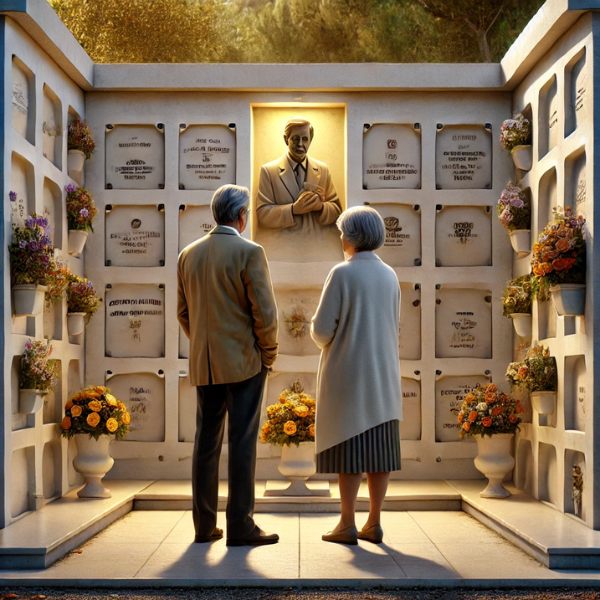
269;441;320;496
531;391;556;416
67;312;87;336
511;145;532;171
550;284;585;316
509;313;532;338
67;149;85;185
19;389;46;414
508;229;531;255
474;433;515;499
68;230;88;257
73;434;114;498
13;284;48;317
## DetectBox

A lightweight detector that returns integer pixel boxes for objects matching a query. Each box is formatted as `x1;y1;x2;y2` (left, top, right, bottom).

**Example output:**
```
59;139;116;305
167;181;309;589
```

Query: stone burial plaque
371;204;421;268
178;204;215;253
11;57;30;139
105;124;165;189
105;205;165;267
106;371;165;442
400;376;421;440
435;374;490;442
435;124;492;189
566;152;586;218
276;287;321;356
105;284;165;358
567;49;587;135
435;287;492;359
179;124;236;191
435;205;491;267
399;283;421;360
363;124;421;189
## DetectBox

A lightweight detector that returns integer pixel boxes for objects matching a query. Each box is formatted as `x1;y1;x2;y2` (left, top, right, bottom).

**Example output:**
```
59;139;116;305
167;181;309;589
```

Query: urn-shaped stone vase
73;434;114;498
474;433;515;499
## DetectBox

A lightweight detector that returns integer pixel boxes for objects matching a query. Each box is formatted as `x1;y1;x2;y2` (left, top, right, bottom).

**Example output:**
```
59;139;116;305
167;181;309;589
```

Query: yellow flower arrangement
60;385;131;441
283;421;297;435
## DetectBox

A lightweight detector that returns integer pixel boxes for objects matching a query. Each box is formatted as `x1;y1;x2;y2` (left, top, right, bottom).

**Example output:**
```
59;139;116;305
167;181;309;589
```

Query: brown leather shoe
226;525;279;547
358;524;384;544
194;527;223;543
322;526;358;545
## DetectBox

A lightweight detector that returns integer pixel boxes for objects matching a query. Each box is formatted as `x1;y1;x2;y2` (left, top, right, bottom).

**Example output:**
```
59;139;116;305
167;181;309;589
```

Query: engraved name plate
372;204;421;268
179;124;236;190
105;205;165;267
105;284;165;358
399;283;421;360
435;374;489;442
363;124;421;190
105;124;165;189
178;204;215;253
277;288;321;356
106;372;165;442
435;124;492;189
435;205;492;267
435;287;492;359
401;377;421;441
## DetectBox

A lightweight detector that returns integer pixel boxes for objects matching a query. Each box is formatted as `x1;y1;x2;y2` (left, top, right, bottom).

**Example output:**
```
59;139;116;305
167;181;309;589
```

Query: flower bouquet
502;275;533;337
66;276;102;335
19;338;59;414
66;184;97;256
500;113;532;171
497;182;531;254
531;207;586;315
67;120;95;183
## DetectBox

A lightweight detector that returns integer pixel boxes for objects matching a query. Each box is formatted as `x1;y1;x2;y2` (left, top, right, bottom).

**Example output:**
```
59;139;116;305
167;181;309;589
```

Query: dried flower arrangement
502;275;532;317
68;120;96;160
67;276;102;321
500;113;532;152
506;343;558;393
20;339;59;393
497;182;531;231
66;184;97;232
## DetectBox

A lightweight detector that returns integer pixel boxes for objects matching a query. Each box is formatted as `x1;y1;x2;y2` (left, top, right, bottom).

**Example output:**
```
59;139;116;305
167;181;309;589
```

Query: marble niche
565;150;586;217
105;124;165;189
105;284;165;358
435;124;492;189
435;205;492;267
105;205;165;267
106;372;165;442
539;75;558;158
10;152;33;227
566;48;587;137
276;287;321;356
179;124;236;190
435;374;490;442
435;287;492;359
399;283;421;360
401;376;421;440
43;178;62;249
362;123;421;189
12;56;32;141
42;84;62;168
370;204;421;268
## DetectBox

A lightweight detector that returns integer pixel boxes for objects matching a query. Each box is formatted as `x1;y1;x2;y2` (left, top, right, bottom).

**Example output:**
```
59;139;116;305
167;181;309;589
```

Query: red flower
482;417;492;427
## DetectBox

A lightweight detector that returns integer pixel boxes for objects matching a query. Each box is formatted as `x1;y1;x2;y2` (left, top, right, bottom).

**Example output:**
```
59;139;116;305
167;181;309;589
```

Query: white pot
68;229;88;257
511;145;532;171
67;149;85;185
474;433;515;499
531;391;556;416
550;283;585;317
508;229;531;256
509;313;532;338
73;434;114;498
19;389;46;414
67;312;87;336
275;441;317;496
13;284;47;317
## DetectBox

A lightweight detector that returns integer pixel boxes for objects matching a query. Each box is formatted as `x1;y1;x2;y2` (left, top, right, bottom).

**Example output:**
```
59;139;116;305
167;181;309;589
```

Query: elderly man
177;184;279;546
256;117;342;235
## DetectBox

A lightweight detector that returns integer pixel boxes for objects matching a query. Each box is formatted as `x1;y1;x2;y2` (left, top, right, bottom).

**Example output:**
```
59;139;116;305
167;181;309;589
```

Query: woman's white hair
211;185;250;225
337;206;385;252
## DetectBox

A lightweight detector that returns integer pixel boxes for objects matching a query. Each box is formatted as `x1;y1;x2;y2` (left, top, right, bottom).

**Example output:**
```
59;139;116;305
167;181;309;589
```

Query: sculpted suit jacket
177;226;278;387
256;153;342;231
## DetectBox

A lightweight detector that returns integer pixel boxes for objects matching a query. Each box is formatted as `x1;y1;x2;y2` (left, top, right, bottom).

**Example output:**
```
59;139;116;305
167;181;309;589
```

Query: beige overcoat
310;252;402;453
177;226;278;386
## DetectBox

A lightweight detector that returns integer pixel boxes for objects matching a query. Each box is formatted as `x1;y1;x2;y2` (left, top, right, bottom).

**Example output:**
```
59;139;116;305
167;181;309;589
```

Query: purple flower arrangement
20;338;59;392
67;276;102;320
497;182;531;232
66;185;97;232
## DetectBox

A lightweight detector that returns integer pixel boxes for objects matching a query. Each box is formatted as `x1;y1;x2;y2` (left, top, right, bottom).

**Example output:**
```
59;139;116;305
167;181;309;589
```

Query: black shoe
194;527;224;543
226;525;279;547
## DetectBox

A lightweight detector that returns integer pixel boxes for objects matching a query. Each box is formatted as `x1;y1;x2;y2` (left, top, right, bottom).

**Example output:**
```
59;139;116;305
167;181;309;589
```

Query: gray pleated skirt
316;420;401;474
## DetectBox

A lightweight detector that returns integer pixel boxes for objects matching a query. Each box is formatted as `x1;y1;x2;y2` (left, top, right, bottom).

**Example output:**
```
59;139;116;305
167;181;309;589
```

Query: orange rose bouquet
457;383;523;440
61;385;130;441
506;343;557;393
260;380;315;447
531;207;586;298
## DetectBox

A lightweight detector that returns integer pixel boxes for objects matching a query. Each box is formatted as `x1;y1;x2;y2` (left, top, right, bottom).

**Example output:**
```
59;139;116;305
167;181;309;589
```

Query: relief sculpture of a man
256;117;342;240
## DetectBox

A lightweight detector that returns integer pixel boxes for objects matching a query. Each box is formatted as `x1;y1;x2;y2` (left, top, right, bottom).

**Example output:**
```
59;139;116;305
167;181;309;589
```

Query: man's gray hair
211;185;250;225
337;206;385;252
284;117;314;142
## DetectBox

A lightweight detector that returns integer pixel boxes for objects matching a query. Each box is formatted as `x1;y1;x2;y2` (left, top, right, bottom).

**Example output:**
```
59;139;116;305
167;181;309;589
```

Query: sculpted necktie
294;162;306;190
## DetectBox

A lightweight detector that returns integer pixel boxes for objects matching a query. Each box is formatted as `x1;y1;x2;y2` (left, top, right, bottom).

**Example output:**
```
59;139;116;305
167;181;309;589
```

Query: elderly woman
310;206;402;545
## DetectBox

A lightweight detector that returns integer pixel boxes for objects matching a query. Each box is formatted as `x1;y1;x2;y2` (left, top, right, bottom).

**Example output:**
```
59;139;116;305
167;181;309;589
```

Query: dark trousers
193;366;267;540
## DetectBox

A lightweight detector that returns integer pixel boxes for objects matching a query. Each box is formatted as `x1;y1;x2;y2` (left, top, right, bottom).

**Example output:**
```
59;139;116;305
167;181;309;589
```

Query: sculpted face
285;124;312;163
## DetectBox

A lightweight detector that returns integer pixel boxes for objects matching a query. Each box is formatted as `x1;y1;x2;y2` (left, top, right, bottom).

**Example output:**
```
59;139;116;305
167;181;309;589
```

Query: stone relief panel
179;124;236;190
435;287;492;359
105;284;165;358
105;205;165;267
42;84;62;169
539;75;558;158
362;123;421;190
276;287;321;356
435;374;490;442
105;124;165;189
435;124;492;189
10;152;33;227
565;150;586;218
12;57;31;141
435;205;492;267
371;204;421;268
399;283;421;360
565;48;587;137
106;372;165;442
401;376;421;441
178;204;215;253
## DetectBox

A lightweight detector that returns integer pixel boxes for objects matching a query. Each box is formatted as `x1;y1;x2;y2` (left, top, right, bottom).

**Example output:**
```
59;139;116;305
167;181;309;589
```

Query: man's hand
292;191;323;215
